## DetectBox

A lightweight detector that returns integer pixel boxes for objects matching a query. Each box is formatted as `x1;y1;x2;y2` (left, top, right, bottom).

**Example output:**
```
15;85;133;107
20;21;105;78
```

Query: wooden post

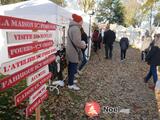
35;105;40;120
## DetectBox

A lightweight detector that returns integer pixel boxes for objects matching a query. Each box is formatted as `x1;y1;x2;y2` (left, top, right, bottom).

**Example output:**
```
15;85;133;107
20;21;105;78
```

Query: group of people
66;14;88;90
66;13;160;91
92;24;129;61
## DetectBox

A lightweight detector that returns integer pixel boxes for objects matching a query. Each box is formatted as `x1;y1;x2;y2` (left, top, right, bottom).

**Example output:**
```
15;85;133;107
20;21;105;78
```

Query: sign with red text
0;15;56;30
0;55;55;91
8;40;54;58
0;15;58;118
0;47;56;75
26;90;48;117
29;84;47;104
7;32;53;44
15;73;51;106
27;66;49;86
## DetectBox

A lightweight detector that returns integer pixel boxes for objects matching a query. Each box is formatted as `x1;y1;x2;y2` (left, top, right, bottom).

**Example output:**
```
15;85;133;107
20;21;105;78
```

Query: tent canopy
0;0;72;23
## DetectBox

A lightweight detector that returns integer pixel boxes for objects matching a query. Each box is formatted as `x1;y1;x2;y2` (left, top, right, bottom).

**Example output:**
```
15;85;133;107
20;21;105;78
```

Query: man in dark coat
119;37;129;61
144;33;160;90
103;24;116;59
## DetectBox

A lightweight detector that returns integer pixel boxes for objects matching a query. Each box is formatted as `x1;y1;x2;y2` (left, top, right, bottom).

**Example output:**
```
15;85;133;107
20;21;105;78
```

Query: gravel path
45;43;159;120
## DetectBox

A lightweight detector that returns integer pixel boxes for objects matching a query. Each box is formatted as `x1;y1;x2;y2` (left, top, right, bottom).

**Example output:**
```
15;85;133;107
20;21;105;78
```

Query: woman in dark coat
144;34;160;90
92;29;99;52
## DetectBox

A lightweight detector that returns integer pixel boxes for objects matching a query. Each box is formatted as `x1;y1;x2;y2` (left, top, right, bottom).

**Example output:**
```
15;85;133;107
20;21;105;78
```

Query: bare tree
79;0;96;13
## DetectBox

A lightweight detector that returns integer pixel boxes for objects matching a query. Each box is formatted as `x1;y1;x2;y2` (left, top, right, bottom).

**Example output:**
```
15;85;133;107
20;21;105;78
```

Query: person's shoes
52;80;64;87
120;60;124;63
144;77;148;83
75;74;80;79
68;84;80;90
78;70;83;75
73;79;78;83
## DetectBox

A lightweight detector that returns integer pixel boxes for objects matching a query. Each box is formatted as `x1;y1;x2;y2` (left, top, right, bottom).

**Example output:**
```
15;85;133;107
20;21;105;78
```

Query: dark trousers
93;41;98;52
105;44;113;59
121;49;127;60
79;51;87;71
146;65;158;84
98;41;101;49
68;62;78;85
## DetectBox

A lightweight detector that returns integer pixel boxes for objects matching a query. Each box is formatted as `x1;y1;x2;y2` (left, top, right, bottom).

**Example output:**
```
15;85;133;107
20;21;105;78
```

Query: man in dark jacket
103;24;116;59
119;37;129;61
144;33;160;90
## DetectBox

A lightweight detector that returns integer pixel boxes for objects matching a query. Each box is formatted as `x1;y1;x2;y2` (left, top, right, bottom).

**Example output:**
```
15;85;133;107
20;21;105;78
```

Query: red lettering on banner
14;34;33;40
26;91;48;117
0;15;56;30
0;55;55;91
13;33;53;40
7;32;54;44
26;66;49;86
3;19;10;26
32;70;45;82
15;73;51;106
8;40;54;58
29;84;46;104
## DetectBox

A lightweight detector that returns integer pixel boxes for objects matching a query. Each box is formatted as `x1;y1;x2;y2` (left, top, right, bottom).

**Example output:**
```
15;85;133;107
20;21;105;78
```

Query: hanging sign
14;73;51;106
26;66;49;86
29;84;47;104
7;32;53;44
8;40;54;58
0;15;56;30
26;90;48;117
0;55;55;91
0;47;56;75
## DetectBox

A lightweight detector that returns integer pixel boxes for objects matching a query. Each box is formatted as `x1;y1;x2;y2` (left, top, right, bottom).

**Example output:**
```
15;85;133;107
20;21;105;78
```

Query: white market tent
0;0;72;24
0;0;90;65
0;0;70;65
0;0;89;31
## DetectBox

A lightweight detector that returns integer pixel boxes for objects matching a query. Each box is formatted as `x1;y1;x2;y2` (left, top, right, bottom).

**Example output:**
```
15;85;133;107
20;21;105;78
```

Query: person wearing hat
66;14;87;90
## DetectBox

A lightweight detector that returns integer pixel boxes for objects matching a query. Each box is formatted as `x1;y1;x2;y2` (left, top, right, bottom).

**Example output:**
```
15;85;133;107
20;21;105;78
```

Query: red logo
85;101;100;118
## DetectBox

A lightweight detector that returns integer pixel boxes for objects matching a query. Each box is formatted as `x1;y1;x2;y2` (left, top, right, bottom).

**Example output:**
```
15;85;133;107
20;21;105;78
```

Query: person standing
119;37;129;61
92;29;99;52
78;27;88;71
144;34;160;90
66;14;86;90
141;35;152;61
103;24;116;59
97;29;102;49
